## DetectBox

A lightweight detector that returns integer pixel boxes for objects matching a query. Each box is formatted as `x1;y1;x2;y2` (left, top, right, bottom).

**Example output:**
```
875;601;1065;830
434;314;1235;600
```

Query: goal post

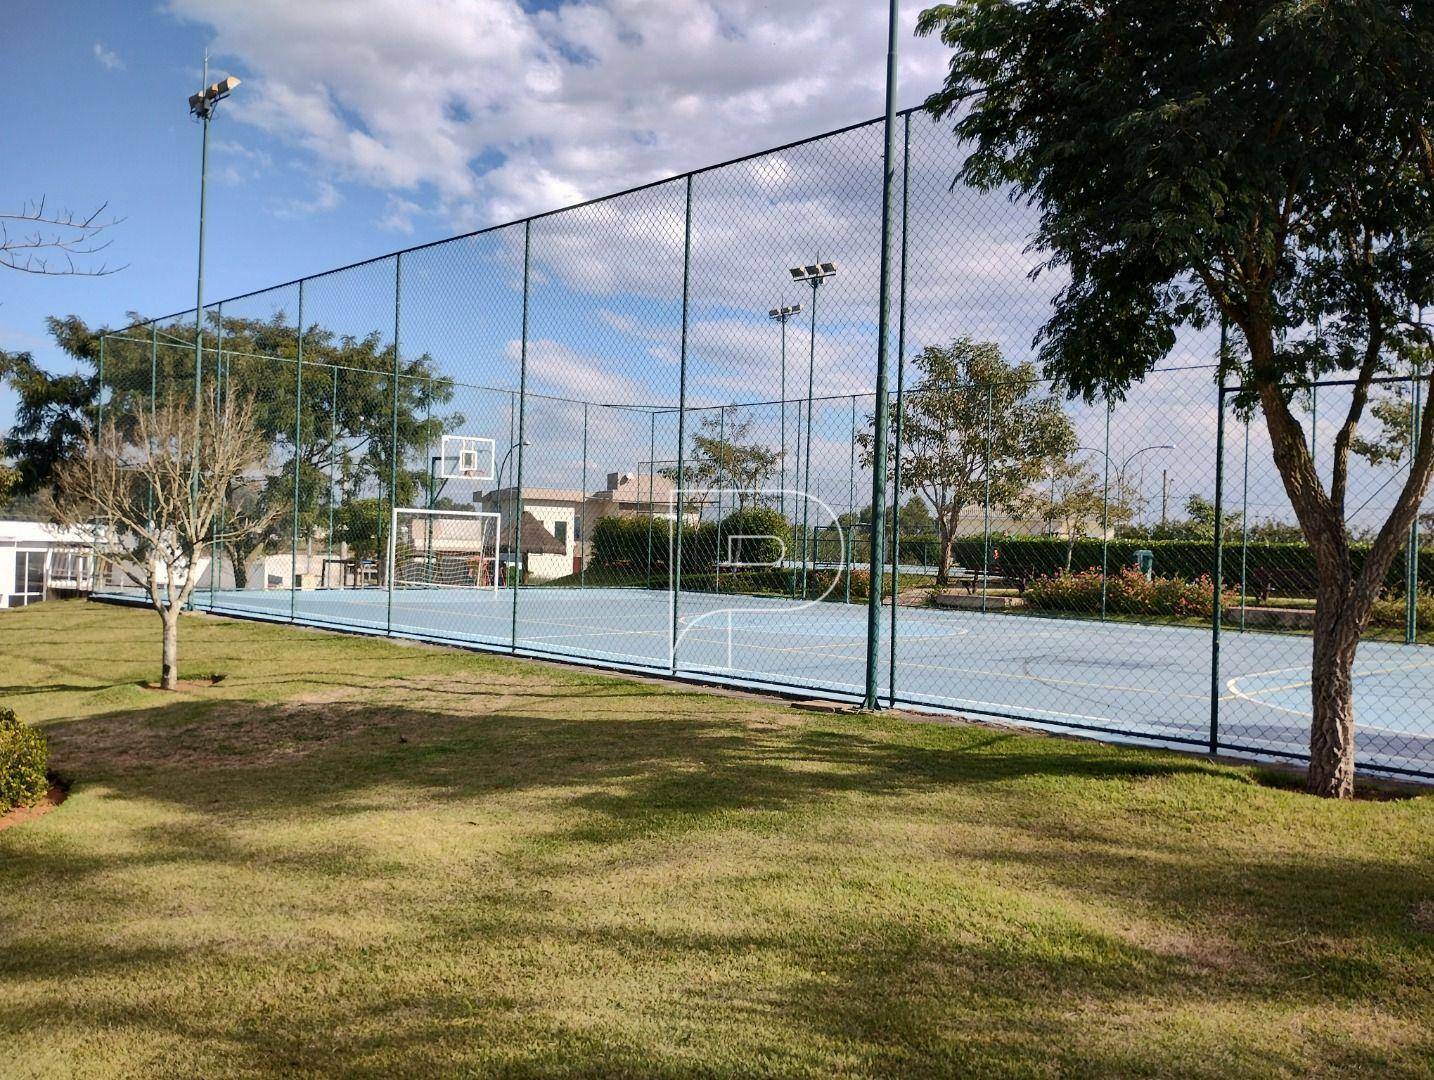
388;508;502;595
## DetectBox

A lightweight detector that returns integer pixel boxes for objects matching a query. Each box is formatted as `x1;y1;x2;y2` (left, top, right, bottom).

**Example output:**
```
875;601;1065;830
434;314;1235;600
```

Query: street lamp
1077;441;1175;618
767;303;802;529
788;262;837;597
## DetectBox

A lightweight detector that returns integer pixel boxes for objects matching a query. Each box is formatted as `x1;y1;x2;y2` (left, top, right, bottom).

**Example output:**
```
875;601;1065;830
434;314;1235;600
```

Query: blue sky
1;0;952;432
8;1;1336;525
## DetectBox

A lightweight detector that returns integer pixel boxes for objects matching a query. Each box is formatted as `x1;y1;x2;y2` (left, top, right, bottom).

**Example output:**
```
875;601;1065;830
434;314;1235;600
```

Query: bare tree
1;197;124;276
56;393;275;689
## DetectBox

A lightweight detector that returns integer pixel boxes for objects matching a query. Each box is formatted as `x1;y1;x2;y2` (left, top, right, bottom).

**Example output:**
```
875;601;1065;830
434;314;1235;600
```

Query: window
553;520;568;546
14;551;45;601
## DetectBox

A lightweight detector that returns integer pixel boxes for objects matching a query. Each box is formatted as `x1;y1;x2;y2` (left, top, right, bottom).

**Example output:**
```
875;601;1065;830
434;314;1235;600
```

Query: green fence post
845;394;856;603
716;405;725;593
862;0;901;709
328;365;337;570
386;253;403;635
511;222;531;652
780;316;788;529
1239;414;1249;630
211;302;224;607
887;109;910;708
646;410;656;590
670;174;693;674
1100;399;1111;621
1410;359;1424;644
982;382;992;614
580;402;588;589
290;282;304;622
1210;331;1228;755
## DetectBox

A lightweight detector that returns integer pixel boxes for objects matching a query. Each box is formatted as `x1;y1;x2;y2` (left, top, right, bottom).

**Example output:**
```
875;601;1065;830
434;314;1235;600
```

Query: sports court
188;584;1434;778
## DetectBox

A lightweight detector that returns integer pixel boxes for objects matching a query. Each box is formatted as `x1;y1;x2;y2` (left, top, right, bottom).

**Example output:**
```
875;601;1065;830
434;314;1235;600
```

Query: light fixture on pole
788;264;837;599
184;53;239;608
186;58;240;410
768;303;802;528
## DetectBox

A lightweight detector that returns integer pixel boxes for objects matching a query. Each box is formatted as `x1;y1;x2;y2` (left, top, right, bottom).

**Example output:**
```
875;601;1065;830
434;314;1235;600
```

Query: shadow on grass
5;602;1432;1074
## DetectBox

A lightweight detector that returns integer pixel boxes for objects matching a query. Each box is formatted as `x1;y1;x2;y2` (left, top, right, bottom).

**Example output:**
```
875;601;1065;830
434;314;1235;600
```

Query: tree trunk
1307;597;1362;799
160;608;180;691
937;528;952;587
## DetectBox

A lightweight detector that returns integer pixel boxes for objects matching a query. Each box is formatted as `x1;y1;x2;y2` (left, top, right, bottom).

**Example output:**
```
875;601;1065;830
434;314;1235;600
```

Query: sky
0;0;951;428
5;0;1383;526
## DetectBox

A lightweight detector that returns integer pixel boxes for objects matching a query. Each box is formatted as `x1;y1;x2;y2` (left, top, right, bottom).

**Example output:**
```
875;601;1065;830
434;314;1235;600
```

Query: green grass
1;600;1431;1077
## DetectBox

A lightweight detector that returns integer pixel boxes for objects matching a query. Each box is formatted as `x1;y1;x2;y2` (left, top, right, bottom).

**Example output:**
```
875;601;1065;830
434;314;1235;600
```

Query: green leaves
919;0;1433;394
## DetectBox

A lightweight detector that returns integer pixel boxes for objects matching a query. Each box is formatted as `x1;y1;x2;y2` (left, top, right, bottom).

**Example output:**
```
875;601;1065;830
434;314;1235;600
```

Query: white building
475;471;686;581
0;520;97;608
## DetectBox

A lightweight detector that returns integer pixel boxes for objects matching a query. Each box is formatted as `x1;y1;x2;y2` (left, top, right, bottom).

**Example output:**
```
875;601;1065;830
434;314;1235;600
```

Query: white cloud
269;179;342;218
93;42;123;71
379;195;424;234
162;0;948;225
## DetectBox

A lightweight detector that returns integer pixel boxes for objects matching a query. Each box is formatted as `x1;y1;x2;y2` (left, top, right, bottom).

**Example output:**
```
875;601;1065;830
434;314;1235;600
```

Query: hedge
0;707;48;813
597;517;1434;600
893;535;1434;597
592;508;791;577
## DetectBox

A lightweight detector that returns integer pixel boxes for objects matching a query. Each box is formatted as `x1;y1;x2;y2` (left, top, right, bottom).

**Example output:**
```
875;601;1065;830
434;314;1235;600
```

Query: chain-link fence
90;107;1433;779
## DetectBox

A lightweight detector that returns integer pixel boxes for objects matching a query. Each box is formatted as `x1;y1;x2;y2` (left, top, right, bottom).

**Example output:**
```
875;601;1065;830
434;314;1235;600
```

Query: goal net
389;508;501;594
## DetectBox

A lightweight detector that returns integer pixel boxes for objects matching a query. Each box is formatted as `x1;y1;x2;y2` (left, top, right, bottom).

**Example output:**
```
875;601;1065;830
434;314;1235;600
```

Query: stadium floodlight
789;262;838;283
767;303;802;320
189;74;241;119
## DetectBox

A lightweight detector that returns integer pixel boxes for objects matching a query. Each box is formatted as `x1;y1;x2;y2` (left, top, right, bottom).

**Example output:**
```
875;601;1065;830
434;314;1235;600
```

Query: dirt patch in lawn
45;669;596;775
0;783;67;833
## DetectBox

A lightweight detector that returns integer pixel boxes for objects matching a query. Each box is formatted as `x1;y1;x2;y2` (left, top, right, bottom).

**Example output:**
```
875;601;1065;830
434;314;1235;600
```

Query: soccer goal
388;508;502;595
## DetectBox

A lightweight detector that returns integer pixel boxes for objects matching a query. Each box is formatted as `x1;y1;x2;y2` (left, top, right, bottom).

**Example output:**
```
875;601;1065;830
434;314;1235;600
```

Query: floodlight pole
862;0;900;710
801;281;822;599
193;51;210;428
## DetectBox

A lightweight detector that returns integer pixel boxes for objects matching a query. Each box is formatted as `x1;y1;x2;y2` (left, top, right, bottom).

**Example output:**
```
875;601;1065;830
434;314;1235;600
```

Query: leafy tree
920;0;1433;797
1;312;459;585
860;338;1075;585
897;496;934;537
0;462;15;506
680;411;782;512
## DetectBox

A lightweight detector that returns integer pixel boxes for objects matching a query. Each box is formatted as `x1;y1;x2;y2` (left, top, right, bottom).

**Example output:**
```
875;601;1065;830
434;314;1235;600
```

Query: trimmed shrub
1025;568;1232;619
1370;592;1434;632
0;707;49;813
717;506;790;567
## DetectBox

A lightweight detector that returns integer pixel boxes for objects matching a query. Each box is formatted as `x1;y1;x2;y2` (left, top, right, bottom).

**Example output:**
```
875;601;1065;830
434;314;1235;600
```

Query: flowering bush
1025;568;1230;619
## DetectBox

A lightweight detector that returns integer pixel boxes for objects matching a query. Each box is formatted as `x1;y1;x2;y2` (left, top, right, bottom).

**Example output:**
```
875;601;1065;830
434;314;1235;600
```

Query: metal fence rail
91;106;1433;779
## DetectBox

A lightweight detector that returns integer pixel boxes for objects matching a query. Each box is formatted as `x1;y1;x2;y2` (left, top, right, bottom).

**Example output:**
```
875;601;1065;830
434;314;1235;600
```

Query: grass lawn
1;600;1431;1077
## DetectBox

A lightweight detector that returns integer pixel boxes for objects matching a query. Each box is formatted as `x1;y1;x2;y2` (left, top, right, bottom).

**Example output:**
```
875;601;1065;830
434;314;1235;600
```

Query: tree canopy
918;0;1434;796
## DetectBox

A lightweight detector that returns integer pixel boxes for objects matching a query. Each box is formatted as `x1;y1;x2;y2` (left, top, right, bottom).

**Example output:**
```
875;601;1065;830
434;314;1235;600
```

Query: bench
1245;566;1316;604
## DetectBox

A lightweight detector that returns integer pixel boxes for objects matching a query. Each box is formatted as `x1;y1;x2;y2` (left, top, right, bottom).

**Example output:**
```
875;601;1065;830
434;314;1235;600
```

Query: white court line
1225;657;1434;731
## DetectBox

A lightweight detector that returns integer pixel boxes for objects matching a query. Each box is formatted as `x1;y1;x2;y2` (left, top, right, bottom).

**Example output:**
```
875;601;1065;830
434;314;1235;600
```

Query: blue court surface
180;584;1433;778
